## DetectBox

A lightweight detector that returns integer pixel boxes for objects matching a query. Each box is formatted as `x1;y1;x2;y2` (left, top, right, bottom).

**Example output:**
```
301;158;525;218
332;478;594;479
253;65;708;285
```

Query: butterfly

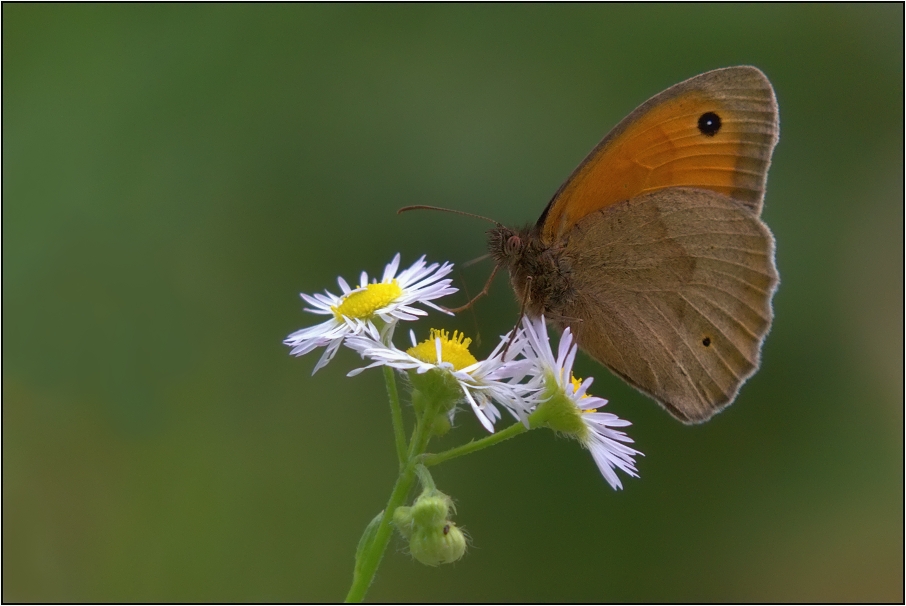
485;66;780;424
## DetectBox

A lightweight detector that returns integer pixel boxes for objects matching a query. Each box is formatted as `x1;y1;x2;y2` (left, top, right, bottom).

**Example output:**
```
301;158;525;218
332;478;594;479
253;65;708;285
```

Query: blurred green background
3;4;902;602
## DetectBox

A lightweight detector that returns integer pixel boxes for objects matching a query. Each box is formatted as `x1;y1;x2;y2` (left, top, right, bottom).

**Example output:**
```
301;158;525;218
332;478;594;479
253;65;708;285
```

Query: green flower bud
408;368;462;415
409;521;466;566
394;473;466;567
411;492;452;529
392;505;414;539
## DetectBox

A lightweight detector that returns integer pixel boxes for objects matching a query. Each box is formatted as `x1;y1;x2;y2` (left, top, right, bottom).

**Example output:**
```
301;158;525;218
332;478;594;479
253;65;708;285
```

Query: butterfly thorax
487;225;576;316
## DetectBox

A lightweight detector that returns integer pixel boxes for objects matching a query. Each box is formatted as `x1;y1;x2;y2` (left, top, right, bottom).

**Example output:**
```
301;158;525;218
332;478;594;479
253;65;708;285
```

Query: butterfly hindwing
558;188;778;423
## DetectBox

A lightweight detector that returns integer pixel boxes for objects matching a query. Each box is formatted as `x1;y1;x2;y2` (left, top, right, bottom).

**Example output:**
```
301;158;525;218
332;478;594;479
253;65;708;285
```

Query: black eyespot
443;524;450;535
702;337;711;347
697;112;721;137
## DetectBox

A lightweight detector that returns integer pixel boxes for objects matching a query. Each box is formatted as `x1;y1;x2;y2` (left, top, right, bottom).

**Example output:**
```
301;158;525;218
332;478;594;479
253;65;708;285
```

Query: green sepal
429;412;451;437
409;368;461;416
527;375;589;440
353;511;385;577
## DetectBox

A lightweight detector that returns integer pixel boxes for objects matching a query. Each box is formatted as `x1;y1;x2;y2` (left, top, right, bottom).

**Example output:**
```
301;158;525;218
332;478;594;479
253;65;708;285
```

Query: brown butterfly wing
538;66;779;244
557;188;778;423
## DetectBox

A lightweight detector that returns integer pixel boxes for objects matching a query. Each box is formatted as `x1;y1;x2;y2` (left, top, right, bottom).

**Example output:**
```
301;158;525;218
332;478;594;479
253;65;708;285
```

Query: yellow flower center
331;280;402;320
407;329;478;371
570;373;597;413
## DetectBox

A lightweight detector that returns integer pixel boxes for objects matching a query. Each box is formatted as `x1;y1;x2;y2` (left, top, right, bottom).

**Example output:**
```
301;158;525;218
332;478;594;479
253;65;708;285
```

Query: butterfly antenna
462;253;491;269
398;205;502;227
399;205;501;314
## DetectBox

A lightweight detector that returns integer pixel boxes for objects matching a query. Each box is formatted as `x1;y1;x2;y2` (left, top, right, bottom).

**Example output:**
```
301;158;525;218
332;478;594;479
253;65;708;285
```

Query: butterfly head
487;224;558;315
487;225;533;266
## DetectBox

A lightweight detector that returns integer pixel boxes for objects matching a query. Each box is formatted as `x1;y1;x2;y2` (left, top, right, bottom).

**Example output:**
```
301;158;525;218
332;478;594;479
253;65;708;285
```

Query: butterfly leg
443;263;501;313
545;312;585;324
501;276;533;357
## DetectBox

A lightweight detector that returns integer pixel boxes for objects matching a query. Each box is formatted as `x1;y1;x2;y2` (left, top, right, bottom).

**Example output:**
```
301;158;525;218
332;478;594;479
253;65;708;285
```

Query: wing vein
639;293;714;407
676;292;742;379
686;283;771;327
686;288;761;341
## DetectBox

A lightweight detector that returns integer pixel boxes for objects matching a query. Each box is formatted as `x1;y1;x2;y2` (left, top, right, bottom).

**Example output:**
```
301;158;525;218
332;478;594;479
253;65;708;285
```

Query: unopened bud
394;478;466;566
392;505;414;539
411;492;453;529
409;521;466;566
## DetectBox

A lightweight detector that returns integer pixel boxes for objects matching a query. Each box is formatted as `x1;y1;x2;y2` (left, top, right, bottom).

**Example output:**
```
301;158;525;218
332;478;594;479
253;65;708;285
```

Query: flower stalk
346;370;449;602
345;458;420;603
420;421;528;467
383;366;408;467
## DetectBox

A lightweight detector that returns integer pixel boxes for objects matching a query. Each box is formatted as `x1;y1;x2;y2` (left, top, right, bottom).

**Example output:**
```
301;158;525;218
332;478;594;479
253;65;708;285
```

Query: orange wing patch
539;69;778;244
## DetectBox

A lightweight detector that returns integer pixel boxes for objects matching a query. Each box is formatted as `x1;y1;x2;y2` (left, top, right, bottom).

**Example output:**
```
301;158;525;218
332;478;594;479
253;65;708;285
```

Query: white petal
383;253;401;282
421;300;455;315
312;339;344;374
300;292;333;310
462;387;495;433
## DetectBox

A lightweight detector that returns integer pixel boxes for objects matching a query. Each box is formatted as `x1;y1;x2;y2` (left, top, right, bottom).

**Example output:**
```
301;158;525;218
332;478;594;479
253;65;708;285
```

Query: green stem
383;367;408;467
421;421;528;467
346;382;528;600
344;462;419;603
345;391;435;603
414;464;435;493
408;416;432;460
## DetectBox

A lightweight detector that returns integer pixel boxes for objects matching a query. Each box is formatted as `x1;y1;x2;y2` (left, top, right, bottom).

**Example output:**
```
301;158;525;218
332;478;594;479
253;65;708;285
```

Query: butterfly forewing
538;66;779;244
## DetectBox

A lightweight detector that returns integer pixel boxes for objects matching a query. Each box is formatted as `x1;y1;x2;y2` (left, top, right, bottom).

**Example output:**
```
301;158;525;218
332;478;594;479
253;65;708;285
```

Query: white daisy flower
520;315;641;490
346;328;535;433
284;254;457;373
